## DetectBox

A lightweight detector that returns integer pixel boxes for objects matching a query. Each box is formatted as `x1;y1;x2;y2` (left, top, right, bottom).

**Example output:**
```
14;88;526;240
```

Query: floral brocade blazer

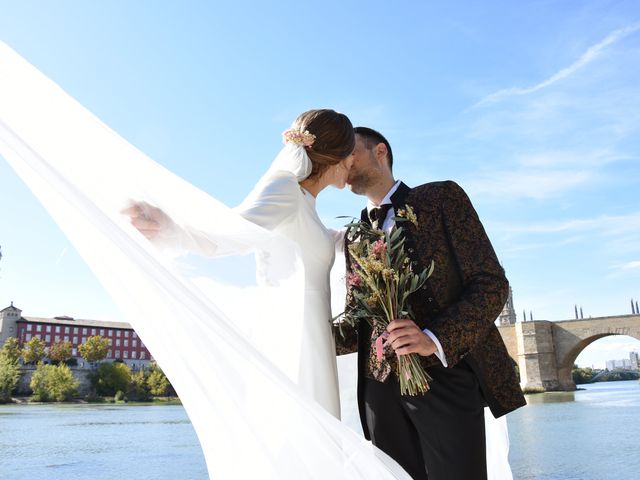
335;180;526;419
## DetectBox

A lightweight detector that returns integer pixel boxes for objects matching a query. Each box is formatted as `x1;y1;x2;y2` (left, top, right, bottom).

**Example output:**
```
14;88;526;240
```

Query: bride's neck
299;176;327;198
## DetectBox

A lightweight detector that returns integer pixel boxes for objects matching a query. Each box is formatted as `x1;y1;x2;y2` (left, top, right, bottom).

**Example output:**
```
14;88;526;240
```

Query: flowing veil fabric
0;42;414;479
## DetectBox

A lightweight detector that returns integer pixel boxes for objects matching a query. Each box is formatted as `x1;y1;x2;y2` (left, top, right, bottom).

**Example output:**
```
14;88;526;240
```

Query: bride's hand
121;201;174;241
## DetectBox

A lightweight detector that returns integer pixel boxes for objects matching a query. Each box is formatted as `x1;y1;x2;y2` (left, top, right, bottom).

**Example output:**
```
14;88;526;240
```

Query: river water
1;380;638;480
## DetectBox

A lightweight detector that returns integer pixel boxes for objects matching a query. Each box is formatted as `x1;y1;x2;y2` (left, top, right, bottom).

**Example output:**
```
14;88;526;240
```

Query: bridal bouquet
337;206;434;396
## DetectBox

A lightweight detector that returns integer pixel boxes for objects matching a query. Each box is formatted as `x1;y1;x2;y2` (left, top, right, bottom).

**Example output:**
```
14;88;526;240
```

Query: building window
116;331;121;337
45;335;51;342
82;328;87;335
107;351;112;359
36;324;42;332
91;329;96;335
64;327;70;334
133;340;138;347
116;339;120;347
72;337;78;345
72;348;77;356
115;350;121;358
46;325;51;333
131;351;137;359
140;352;146;360
100;329;105;336
108;339;113;346
124;331;130;338
26;333;32;341
73;327;78;334
54;336;60;342
64;336;69;342
123;351;128;359
56;326;61;333
27;324;32;332
124;340;128;347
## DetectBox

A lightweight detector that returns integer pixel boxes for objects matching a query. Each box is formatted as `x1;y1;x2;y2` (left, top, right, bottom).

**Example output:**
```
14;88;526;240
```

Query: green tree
147;368;170;397
78;336;109;364
127;369;151;401
572;364;594;384
48;340;72;365
0;337;21;364
30;363;79;402
46;364;78;401
93;362;131;396
0;355;20;403
29;363;49;401
21;337;46;364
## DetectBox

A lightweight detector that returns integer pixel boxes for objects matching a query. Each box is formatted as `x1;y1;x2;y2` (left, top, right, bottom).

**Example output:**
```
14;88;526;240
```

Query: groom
335;127;526;480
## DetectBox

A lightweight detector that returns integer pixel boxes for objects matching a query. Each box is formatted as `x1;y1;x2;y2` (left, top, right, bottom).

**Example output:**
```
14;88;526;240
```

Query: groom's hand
386;319;437;357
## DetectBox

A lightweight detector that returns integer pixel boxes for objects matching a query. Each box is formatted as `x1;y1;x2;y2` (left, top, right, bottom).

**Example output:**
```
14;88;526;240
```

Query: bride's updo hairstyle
292;109;355;180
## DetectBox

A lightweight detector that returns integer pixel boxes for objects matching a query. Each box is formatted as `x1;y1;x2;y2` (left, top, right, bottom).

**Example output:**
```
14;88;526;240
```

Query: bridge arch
498;314;640;391
556;332;640;390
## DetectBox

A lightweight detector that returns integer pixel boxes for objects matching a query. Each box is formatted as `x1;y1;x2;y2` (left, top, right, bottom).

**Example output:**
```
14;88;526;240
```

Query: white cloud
493;212;640;236
473;24;640;108
465;168;594;200
621;261;640;270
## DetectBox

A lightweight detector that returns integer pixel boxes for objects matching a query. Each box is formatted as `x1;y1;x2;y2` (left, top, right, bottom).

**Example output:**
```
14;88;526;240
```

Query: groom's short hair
354;126;393;171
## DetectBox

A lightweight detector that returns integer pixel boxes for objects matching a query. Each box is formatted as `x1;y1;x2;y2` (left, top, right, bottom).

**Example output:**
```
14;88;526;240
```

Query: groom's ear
375;143;390;168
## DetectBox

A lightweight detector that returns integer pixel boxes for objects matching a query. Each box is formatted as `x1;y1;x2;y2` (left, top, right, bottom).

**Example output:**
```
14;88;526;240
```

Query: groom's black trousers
362;361;487;480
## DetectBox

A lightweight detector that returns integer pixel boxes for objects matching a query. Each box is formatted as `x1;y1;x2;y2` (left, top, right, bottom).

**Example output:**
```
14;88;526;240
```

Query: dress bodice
235;170;336;294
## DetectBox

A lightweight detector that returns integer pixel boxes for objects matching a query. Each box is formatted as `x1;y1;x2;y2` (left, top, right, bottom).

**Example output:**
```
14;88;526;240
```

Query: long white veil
0;42;412;479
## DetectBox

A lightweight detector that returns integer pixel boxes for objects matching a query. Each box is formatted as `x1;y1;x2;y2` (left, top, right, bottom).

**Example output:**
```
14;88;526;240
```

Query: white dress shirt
367;180;448;367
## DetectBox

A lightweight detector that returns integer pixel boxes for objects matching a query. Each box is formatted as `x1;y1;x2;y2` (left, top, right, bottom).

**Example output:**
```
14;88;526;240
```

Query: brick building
0;303;152;369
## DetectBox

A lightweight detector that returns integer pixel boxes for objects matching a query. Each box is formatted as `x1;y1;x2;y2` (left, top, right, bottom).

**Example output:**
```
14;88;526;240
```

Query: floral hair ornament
282;128;316;147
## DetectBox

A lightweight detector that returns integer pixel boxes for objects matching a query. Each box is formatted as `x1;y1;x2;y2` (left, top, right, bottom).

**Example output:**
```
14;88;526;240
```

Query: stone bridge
498;314;640;391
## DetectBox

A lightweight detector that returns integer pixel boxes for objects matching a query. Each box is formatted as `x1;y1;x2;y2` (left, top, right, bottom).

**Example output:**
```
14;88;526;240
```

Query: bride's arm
122;171;299;257
326;228;345;255
232;171;299;231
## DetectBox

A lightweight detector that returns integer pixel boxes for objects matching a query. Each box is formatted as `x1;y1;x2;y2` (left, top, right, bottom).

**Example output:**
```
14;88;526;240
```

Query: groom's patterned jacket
335;180;526;430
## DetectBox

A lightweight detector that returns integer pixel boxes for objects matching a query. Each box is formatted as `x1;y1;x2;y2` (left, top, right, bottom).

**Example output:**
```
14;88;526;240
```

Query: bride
123;108;355;418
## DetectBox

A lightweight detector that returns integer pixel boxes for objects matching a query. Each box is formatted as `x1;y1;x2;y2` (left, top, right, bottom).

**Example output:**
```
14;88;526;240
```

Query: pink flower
347;272;363;287
372;239;387;256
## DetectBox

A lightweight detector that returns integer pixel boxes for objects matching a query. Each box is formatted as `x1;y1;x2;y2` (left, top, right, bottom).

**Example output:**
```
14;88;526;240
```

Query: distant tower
632;299;636;315
575;304;579;319
529;310;533;321
636;301;639;314
580;306;584;319
498;287;517;325
0;302;22;347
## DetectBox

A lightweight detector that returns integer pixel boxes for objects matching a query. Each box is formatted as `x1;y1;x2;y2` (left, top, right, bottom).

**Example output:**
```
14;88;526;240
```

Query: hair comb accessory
282;128;316;147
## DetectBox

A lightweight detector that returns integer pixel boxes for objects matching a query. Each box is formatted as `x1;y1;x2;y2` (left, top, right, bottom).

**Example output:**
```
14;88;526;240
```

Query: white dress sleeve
233;171;300;231
155;171;300;257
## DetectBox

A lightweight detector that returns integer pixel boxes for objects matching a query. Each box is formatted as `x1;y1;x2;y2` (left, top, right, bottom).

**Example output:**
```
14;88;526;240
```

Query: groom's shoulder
409;180;465;199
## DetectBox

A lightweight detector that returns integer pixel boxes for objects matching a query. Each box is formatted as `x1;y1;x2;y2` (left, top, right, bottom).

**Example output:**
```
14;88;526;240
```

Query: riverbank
4;396;181;405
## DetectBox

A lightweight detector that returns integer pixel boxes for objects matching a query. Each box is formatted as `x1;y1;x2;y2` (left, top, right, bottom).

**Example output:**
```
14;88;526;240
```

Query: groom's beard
347;169;377;196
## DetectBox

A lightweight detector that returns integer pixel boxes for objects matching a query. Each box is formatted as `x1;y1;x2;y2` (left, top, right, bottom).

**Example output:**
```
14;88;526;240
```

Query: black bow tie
369;204;392;230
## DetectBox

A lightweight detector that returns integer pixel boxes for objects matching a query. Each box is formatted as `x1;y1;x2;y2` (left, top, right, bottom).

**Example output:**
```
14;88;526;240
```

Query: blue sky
1;1;639;368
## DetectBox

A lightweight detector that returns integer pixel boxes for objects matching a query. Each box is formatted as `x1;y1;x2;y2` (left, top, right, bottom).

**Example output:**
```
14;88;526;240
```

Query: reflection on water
0;381;638;480
508;380;640;480
524;391;576;404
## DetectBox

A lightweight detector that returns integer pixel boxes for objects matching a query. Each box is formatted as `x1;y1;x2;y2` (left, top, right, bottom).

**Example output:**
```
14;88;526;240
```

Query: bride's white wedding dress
0;41;511;479
233;170;342;417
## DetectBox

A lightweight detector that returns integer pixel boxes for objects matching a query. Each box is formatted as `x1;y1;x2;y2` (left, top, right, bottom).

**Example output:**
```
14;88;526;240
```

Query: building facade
1;303;151;369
